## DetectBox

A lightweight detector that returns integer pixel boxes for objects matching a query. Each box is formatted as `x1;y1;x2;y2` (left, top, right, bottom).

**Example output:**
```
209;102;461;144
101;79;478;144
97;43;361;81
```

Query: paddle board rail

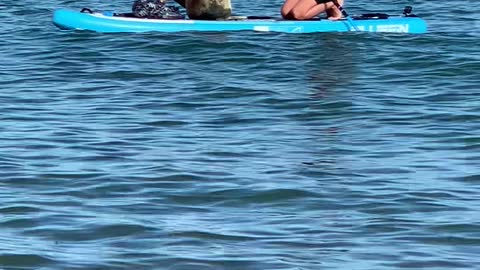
52;8;428;34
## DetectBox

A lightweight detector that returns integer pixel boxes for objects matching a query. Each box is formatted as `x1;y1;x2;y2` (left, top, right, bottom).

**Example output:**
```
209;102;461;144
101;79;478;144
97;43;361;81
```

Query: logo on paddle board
253;26;270;32
352;24;410;33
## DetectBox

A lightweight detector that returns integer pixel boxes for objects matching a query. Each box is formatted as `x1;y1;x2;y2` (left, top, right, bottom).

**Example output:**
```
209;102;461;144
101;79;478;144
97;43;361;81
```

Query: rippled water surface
1;1;479;269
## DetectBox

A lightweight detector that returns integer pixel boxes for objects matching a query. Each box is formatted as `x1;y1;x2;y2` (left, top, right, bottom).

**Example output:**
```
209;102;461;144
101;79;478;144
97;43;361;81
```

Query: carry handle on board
81;8;93;13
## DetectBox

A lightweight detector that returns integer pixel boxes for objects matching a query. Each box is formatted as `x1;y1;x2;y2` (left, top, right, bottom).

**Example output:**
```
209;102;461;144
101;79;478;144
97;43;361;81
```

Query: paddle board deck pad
52;8;427;34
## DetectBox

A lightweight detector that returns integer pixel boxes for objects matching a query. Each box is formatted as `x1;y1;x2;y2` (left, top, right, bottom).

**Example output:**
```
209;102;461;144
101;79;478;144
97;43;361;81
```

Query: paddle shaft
329;0;359;31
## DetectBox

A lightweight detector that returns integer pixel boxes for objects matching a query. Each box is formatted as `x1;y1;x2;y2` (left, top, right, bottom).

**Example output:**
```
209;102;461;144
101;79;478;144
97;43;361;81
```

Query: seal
132;0;183;19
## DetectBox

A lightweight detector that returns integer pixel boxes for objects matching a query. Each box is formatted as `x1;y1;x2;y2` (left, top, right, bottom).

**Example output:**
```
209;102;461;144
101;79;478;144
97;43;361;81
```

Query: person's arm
325;0;344;20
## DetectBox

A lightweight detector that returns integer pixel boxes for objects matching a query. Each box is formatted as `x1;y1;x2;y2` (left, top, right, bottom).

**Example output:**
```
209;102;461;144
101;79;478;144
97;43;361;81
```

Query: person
132;0;184;19
281;0;344;20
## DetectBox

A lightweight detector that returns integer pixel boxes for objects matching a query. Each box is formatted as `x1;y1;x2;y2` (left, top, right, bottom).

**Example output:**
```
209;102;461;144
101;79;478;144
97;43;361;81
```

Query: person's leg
284;0;341;20
281;0;302;19
292;0;328;20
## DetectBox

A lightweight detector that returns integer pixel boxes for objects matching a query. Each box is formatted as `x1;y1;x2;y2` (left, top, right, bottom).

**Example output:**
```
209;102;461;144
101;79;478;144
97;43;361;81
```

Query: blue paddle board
52;8;427;34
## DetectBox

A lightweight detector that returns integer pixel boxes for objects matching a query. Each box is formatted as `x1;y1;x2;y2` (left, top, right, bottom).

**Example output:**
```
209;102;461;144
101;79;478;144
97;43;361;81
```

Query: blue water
1;1;479;269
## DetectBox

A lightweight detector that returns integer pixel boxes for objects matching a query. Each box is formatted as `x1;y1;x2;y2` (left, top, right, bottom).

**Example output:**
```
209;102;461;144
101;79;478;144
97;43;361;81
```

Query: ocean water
1;0;479;269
